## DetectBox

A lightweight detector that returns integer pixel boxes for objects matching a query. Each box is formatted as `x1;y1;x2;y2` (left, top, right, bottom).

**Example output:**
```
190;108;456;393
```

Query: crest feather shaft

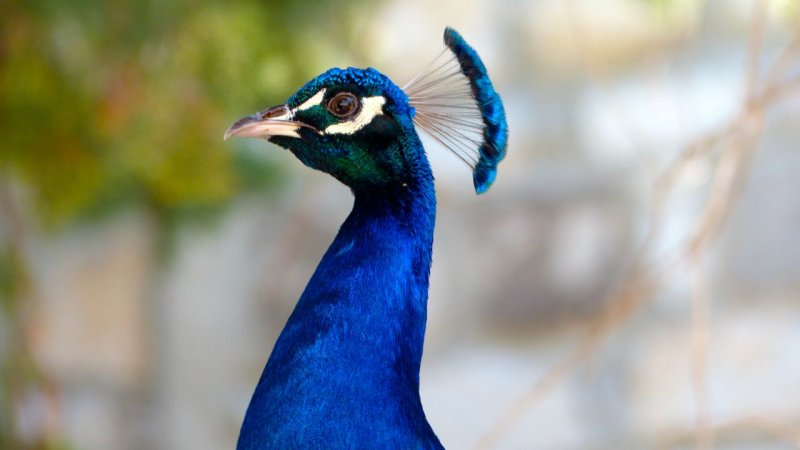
404;27;508;194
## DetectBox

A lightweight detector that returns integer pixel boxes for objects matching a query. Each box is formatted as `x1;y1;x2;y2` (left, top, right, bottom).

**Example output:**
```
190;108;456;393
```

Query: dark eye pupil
335;98;352;113
329;93;359;117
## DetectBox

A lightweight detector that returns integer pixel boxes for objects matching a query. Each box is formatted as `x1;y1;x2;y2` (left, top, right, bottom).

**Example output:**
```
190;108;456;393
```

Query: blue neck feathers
237;154;443;449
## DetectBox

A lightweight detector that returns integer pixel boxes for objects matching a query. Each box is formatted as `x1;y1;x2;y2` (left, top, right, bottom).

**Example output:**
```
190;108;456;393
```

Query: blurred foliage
0;0;376;229
0;1;378;447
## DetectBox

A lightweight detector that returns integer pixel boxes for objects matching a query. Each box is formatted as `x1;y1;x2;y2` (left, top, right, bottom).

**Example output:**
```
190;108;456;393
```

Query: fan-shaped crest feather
404;27;508;194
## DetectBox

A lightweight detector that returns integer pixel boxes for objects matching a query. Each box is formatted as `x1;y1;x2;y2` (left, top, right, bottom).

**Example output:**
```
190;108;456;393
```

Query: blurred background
1;0;799;448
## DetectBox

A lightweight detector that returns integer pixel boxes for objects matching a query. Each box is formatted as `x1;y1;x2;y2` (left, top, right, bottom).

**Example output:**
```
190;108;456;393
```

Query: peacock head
225;27;508;194
225;68;421;192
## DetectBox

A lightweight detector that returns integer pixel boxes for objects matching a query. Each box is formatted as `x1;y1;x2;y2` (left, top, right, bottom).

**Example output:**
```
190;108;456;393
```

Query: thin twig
743;0;767;105
690;263;712;450
473;1;798;447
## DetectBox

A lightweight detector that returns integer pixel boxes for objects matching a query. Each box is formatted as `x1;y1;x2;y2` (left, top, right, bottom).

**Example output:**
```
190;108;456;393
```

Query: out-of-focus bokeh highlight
1;0;799;448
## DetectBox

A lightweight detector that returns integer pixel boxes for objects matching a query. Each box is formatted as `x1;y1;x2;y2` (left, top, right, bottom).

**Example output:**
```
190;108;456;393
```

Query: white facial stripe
323;96;386;135
294;88;326;112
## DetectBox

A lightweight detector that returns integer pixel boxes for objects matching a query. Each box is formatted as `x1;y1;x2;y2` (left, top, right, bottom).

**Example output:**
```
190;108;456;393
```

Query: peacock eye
327;92;361;118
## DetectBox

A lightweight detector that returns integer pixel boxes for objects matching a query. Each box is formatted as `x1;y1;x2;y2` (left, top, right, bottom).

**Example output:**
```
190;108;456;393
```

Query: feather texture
235;68;443;450
405;27;508;193
228;27;507;449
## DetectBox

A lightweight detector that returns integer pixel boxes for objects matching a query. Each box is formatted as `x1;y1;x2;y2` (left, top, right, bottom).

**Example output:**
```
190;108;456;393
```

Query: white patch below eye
323;96;386;135
294;88;327;112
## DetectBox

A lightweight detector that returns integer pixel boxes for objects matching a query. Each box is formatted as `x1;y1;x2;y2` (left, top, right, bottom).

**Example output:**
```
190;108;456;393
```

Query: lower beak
223;105;305;140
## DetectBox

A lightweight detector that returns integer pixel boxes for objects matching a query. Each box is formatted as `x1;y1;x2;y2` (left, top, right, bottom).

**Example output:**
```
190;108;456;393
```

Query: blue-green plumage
443;27;508;193
224;27;507;449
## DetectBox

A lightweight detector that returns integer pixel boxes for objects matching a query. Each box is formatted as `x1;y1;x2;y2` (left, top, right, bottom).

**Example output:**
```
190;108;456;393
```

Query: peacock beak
224;105;306;140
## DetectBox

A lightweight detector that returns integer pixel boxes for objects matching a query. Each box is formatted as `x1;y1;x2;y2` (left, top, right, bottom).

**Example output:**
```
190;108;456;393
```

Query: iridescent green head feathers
225;27;508;194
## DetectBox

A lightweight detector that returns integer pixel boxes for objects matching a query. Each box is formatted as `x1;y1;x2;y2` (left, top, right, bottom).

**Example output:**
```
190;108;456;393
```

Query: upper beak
223;105;308;140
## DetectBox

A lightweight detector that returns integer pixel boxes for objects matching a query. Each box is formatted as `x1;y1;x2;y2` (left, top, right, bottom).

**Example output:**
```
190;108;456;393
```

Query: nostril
260;105;290;120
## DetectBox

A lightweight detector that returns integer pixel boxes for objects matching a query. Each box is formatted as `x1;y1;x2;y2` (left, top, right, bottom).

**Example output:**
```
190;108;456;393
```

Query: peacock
224;27;507;449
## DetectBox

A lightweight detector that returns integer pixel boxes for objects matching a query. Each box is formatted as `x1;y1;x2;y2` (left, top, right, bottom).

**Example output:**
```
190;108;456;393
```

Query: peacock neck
273;176;436;387
238;170;442;448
